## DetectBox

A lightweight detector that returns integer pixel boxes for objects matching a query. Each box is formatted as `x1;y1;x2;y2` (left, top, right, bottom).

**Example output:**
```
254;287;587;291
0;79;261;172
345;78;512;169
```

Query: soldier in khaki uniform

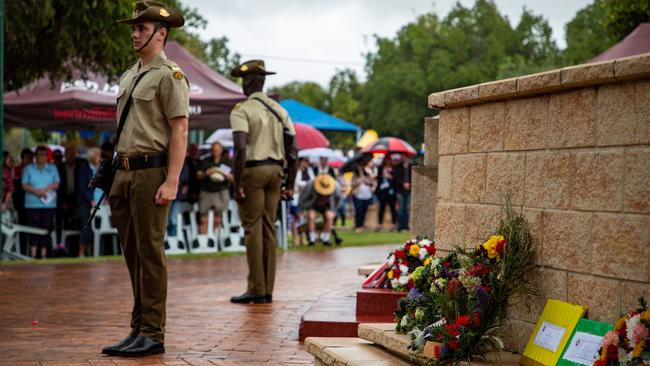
229;60;298;304
101;1;189;358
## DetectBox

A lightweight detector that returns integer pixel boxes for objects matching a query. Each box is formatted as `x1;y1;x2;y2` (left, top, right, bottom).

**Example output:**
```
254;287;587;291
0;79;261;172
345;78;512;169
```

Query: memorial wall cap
116;0;185;28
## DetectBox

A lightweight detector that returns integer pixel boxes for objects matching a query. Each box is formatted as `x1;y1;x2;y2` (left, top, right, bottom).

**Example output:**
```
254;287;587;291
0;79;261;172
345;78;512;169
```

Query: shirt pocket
133;86;156;102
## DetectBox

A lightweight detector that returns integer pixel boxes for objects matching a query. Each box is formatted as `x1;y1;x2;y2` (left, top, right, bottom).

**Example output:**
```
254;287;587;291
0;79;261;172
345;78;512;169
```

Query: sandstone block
597;82;648;146
517;69;561;95
429;91;446;109
620;282;650;314
485;152;525;205
524;151;573;209
614;52;650;80
446;85;480;106
548;88;596;148
568;274;619;323
571;150;624;211
437;156;453;200
509;268;567;324
541;211;592;272
561;61;615;87
424;116;439;166
523;208;545;251
434;202;465;250
479;77;517;101
411;167;438;239
623;148;650;213
592;213;650;282
634;80;650;144
469;102;506;152
438;108;469;155
451;154;486;203
504;96;547;151
498;319;536;353
463;204;502;249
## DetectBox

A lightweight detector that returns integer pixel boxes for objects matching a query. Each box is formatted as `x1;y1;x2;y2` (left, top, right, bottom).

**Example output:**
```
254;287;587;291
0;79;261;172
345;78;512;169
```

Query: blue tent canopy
280;99;361;132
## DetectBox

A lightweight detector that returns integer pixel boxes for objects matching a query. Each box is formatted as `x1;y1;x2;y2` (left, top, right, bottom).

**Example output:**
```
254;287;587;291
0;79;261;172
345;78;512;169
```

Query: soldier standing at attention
101;1;189;357
229;60;299;304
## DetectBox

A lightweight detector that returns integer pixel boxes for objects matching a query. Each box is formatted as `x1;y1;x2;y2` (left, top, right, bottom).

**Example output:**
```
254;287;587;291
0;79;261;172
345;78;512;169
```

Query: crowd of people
290;152;412;246
1;140;412;258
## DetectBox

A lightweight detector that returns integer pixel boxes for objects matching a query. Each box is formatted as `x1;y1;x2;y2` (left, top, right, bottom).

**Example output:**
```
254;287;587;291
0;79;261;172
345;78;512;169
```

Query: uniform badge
240;65;249;72
234;102;241;110
173;71;183;80
160;8;170;17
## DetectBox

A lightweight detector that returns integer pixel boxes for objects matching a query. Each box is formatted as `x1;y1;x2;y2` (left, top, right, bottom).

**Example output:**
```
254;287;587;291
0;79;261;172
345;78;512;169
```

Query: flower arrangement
394;200;537;364
361;238;437;292
594;298;649;366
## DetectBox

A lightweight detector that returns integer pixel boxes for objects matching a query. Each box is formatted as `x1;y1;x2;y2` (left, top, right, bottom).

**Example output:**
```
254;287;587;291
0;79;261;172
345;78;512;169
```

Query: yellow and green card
520;299;587;366
557;319;613;366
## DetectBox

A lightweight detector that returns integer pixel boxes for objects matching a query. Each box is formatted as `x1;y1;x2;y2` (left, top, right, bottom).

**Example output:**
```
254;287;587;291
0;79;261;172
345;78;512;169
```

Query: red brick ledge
428;52;650;109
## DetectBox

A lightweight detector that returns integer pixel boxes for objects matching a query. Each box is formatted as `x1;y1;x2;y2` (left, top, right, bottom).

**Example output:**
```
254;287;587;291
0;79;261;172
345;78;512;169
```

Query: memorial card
557;319;613;366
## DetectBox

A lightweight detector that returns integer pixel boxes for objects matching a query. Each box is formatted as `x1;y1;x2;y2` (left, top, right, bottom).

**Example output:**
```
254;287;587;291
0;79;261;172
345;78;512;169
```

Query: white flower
419;248;428;260
399;264;409;274
391;278;399;289
387;254;395;267
419;239;433;246
398;275;409;285
626;314;640;344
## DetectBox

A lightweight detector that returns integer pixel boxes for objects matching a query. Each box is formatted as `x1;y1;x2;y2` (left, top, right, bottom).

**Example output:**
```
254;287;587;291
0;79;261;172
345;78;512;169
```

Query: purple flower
475;285;489;311
441;345;450;356
407;288;422;301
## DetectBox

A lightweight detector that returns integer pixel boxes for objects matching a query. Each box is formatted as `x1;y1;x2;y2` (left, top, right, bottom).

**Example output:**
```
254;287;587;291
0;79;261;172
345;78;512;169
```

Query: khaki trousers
109;167;169;343
238;165;282;295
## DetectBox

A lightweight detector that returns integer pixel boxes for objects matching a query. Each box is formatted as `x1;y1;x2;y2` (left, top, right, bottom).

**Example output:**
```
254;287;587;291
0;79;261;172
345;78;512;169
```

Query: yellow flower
615;317;627;331
632;341;644;358
424;257;432;266
641;310;650;322
409;244;420;257
387;270;394;280
482;235;505;259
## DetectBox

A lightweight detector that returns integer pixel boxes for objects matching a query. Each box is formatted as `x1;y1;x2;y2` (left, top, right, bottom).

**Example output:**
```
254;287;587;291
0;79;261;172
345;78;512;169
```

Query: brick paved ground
0;245;394;366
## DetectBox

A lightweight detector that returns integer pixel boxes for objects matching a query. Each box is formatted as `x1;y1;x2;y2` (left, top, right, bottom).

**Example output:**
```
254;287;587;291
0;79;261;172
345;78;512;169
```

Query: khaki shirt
116;52;190;155
229;92;296;162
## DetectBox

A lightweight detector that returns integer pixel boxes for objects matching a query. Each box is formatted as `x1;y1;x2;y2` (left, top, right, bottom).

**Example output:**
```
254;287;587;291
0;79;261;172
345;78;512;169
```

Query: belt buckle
121;156;130;171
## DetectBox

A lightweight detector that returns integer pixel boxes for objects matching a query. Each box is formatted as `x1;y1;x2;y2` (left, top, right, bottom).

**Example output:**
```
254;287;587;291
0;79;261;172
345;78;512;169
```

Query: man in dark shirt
56;145;87;254
391;153;411;231
196;142;232;235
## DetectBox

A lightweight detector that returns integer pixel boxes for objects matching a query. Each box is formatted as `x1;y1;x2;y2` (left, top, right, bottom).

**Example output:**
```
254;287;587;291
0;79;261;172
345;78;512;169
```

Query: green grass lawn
0;230;411;266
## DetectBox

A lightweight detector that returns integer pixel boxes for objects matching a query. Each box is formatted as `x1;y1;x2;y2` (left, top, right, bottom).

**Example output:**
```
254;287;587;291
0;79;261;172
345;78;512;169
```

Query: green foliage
5;0;240;91
603;0;650;41
269;81;329;111
563;0;617;65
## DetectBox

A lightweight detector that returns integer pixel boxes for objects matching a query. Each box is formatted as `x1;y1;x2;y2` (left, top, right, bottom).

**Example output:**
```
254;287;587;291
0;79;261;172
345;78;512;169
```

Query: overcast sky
184;0;593;88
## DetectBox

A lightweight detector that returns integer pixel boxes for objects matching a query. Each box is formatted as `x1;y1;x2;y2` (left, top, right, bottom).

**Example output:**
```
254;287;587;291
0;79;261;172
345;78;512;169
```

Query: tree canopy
4;0;240;91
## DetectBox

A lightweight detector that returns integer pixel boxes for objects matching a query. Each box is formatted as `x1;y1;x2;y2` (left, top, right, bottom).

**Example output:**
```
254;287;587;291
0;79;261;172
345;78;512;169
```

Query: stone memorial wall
412;52;650;352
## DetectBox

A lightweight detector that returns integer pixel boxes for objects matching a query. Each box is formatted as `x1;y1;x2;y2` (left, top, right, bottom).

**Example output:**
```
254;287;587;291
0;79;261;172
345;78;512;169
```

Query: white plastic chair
92;205;119;257
220;199;246;253
189;210;219;254
1;220;48;260
164;212;188;255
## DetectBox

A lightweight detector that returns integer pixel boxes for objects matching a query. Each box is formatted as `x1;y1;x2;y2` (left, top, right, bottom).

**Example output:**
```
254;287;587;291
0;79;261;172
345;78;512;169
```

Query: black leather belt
245;159;283;168
116;153;167;171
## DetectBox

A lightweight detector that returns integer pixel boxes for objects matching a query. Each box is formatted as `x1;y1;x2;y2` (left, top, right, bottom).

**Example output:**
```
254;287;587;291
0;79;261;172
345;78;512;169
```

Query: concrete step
298;297;394;341
358;323;523;366
305;337;415;366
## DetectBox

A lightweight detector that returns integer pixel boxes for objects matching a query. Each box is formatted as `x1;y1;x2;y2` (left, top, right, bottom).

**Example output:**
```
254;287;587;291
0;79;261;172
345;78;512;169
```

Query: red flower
436;332;444;342
481;285;491;293
393;268;402;278
594;359;607;366
445;324;460;337
426;245;436;255
448;278;463;297
442;261;450;268
496;239;506;255
472;312;481;327
407;278;414;289
606;344;618;360
395;250;406;259
405;243;412;252
434;345;441;358
455;315;471;328
448;339;459;350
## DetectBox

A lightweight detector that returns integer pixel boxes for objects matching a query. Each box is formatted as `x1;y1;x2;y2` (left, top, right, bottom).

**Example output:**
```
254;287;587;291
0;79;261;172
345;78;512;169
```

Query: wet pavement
0;245;394;366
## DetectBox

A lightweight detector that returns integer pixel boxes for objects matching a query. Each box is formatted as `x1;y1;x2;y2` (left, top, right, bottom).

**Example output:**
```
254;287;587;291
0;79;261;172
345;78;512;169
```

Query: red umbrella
361;137;417;156
294;122;329;150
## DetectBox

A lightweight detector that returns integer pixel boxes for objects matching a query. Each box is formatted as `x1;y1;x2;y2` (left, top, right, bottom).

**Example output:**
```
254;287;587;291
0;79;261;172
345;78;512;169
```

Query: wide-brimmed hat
209;170;226;183
230;60;276;78
116;1;184;28
314;174;336;196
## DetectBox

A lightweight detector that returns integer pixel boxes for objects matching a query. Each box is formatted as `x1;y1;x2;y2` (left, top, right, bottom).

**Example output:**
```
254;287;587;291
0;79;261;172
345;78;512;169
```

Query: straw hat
314;174;336;196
